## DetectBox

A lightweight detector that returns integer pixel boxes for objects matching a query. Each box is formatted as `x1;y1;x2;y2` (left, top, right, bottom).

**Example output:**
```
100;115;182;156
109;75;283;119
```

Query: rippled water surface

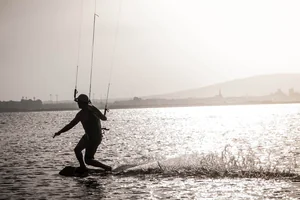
1;104;300;199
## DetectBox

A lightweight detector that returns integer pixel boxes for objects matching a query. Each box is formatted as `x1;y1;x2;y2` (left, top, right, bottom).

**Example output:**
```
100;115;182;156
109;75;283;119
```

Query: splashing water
120;145;300;181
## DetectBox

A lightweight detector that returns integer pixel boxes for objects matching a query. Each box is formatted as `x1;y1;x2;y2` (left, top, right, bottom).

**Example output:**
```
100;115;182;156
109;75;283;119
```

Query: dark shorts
75;134;102;159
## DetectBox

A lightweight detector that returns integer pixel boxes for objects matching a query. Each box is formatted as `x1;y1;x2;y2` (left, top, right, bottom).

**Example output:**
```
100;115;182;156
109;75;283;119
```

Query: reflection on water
1;104;300;199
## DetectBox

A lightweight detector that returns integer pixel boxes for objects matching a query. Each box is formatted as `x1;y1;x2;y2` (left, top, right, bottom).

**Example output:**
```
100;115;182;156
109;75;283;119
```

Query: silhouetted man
53;94;111;173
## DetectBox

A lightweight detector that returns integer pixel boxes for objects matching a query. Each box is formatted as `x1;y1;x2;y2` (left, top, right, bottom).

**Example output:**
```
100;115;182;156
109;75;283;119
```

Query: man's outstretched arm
53;114;80;138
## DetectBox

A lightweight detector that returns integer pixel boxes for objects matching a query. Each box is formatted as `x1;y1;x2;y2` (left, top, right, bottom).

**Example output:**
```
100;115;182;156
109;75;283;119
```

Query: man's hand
104;108;109;116
53;132;61;138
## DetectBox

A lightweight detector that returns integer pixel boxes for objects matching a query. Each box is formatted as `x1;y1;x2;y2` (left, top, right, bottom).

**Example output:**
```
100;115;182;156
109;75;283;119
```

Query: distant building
0;99;43;112
214;89;223;98
289;88;295;96
288;88;300;100
218;89;223;98
270;89;289;102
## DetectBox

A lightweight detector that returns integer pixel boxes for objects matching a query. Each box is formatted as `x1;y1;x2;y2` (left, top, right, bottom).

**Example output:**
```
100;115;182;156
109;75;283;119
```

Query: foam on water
118;146;300;181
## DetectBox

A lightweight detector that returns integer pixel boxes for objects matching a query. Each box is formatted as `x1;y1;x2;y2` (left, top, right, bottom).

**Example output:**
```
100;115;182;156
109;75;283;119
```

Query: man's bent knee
74;147;82;155
84;157;93;165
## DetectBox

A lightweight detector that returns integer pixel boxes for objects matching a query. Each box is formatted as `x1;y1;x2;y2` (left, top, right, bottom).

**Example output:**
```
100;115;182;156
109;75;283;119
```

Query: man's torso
78;106;102;142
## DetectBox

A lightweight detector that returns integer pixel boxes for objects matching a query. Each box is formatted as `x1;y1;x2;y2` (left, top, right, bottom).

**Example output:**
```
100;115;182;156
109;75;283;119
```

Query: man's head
75;94;90;109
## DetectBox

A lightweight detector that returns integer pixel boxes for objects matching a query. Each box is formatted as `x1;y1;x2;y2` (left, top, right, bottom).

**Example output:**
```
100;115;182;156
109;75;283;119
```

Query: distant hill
145;74;300;99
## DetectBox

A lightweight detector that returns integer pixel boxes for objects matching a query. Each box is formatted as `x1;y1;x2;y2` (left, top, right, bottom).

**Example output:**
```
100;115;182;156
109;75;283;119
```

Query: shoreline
1;101;300;113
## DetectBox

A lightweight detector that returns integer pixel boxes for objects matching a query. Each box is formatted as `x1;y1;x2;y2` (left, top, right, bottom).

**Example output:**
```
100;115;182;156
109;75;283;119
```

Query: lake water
1;104;300;199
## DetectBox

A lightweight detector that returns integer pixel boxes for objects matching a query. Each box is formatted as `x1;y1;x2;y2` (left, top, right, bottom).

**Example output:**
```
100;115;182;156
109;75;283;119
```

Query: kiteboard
59;164;136;177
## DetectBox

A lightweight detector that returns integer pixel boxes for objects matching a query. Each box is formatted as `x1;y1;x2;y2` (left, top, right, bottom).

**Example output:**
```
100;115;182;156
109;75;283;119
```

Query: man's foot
75;166;88;174
104;166;112;172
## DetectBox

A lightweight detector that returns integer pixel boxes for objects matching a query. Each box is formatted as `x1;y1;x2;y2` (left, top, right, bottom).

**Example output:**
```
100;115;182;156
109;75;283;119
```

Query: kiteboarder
53;94;112;173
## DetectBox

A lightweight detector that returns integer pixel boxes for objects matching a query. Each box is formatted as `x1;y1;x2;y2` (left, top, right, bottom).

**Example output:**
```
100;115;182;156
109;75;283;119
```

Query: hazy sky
1;0;300;101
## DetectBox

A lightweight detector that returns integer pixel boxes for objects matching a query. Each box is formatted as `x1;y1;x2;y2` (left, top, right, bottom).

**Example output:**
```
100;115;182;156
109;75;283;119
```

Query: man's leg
85;143;112;171
74;136;87;170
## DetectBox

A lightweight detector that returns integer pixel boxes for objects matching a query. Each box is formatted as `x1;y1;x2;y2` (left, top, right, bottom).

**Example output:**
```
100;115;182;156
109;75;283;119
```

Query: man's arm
89;105;107;121
53;113;80;138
